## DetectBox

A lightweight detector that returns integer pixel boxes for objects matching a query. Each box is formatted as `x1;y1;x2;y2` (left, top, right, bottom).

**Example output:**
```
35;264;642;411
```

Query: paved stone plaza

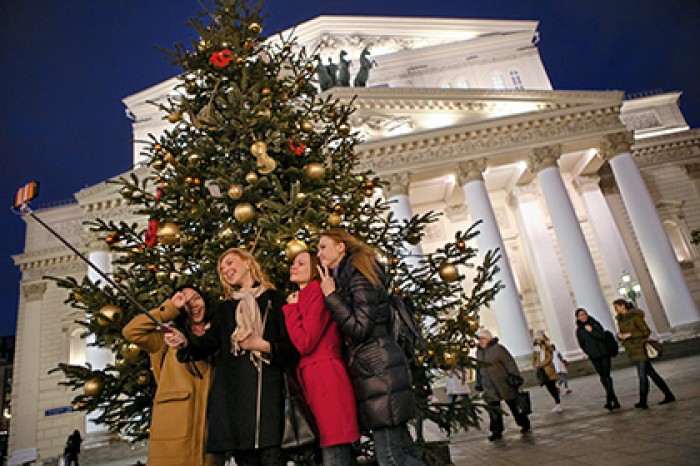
439;354;700;466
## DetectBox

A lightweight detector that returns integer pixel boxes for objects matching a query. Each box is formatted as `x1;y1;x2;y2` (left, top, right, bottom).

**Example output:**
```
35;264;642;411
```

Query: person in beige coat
123;286;214;466
532;331;562;412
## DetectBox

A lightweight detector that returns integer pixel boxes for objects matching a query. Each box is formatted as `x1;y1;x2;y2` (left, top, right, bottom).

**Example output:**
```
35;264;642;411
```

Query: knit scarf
230;285;269;370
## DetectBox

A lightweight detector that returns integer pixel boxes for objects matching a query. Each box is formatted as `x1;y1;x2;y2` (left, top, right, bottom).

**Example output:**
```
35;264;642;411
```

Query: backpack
603;330;619;357
388;294;424;360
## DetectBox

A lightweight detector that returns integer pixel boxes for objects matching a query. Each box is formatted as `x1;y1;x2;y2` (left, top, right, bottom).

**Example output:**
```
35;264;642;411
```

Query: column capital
528;144;562;173
456;158;487;185
22;281;47;302
682;162;700;180
382;172;411;198
598;132;634;161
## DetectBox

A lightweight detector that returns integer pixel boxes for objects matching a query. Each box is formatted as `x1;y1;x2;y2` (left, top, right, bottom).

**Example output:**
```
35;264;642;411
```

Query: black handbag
281;372;317;449
517;390;532;415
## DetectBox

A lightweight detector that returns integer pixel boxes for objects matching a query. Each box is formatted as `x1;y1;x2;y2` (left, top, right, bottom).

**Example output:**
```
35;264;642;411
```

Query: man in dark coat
575;308;620;411
475;329;530;441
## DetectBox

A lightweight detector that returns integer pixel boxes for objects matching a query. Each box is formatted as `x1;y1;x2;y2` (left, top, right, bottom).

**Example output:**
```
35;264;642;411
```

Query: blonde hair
319;229;382;286
217;248;275;299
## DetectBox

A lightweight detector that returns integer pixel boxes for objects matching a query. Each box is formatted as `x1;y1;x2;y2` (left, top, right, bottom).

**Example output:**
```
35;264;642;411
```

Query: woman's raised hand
317;264;336;296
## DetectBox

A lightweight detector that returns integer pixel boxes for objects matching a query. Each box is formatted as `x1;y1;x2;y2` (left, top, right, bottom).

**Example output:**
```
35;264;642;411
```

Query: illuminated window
663;221;692;262
68;328;86;365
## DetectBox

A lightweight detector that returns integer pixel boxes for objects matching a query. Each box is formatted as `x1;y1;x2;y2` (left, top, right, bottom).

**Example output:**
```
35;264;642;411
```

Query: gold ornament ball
438;262;459;282
248;22;262;35
456;240;467;251
305;163;325;180
120;186;133;199
151;158;165;171
245;172;259;184
338;123;351;136
84;378;103;397
301;120;314;133
99;304;122;325
188;152;203;165
364;188;375;197
234;203;256;223
123;343;142;363
467;317;479;333
261;88;271;96
104;232;119;245
167;112;182;124
236;56;246;65
157;222;181;246
285;239;308;261
444;352;457;368
136;371;151;386
406;233;421;245
227;183;244;200
328;213;343;227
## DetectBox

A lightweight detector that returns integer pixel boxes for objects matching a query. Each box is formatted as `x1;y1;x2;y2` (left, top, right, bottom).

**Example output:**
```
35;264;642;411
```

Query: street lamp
618;270;642;306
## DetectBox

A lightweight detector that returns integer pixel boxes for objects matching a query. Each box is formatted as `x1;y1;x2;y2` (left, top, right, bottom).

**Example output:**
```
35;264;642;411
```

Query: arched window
491;73;505;90
663;220;692;262
510;69;524;89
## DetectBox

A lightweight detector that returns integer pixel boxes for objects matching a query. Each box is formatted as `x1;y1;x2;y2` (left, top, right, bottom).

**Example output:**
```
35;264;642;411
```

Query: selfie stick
13;197;165;328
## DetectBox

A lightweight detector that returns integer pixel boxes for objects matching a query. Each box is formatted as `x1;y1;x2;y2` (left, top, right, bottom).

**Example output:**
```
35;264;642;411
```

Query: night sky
1;0;699;337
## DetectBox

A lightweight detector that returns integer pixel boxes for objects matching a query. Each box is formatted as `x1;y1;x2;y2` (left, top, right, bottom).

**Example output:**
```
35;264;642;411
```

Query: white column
529;146;616;332
8;282;46;465
600;133;700;327
512;184;579;356
575;175;655;332
382;172;423;262
85;249;114;441
457;160;532;357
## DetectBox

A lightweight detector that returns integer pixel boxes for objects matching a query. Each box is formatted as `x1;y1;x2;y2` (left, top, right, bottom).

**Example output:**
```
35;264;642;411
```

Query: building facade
9;16;700;464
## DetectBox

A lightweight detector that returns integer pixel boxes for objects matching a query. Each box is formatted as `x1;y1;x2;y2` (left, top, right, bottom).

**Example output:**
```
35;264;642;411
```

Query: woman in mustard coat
532;331;562;412
123;286;214;466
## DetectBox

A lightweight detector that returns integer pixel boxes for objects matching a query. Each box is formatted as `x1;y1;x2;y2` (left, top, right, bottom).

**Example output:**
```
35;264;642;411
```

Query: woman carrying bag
613;299;675;409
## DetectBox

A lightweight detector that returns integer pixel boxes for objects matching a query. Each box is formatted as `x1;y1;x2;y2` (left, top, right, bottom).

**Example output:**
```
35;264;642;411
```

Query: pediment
322;87;624;144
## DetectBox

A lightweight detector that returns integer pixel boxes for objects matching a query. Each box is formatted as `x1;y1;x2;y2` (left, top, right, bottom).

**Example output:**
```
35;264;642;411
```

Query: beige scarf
230;285;269;370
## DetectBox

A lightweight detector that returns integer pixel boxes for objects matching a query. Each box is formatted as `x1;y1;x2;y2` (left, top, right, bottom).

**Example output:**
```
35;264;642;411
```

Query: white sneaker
552;403;563;413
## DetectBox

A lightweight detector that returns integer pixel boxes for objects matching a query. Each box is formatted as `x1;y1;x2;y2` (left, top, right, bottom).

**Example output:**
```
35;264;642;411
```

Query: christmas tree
50;0;502;461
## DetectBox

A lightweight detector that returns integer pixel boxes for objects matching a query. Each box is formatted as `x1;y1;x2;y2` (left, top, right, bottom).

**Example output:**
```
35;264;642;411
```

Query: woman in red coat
283;250;360;466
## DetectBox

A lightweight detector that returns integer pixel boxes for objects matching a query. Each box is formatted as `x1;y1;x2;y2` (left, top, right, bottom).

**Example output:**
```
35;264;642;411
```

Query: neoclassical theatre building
10;16;700;464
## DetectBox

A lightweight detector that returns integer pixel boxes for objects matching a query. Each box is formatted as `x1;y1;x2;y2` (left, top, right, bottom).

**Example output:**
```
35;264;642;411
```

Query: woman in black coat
176;248;298;466
317;229;423;466
575;308;620;411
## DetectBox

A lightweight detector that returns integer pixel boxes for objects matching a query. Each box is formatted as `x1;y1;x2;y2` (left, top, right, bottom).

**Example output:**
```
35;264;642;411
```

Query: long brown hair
298;250;321;283
217;248;275;299
319;229;382;286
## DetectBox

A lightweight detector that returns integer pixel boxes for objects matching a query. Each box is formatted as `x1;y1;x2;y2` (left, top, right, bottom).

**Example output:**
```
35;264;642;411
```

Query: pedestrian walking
575;308;620;411
63;430;82;466
444;367;471;437
283;250;360;465
317;229;424;466
613;299;675;409
475;329;530;442
123;286;214;466
532;331;562;412
551;344;571;394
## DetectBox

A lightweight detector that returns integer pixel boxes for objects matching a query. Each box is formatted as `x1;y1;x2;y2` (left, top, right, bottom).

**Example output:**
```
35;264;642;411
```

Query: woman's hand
171;289;194;308
585;324;593;332
287;291;299;304
239;332;271;353
617;332;631;341
164;327;187;348
317;264;336;296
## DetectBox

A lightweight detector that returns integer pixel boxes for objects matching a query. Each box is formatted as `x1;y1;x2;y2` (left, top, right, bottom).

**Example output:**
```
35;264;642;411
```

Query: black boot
488;432;503;442
659;392;676;405
635;386;649;409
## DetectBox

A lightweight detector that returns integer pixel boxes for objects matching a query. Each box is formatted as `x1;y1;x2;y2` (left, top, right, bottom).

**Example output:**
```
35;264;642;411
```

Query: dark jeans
635;360;673;403
232;447;285;466
488;398;530;434
591;357;618;404
543;379;560;404
322;443;355;466
373;424;425;466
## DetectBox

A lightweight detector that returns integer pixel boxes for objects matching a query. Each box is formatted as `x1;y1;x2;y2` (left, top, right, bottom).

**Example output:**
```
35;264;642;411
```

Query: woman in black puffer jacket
575;308;620;411
317;229;423;466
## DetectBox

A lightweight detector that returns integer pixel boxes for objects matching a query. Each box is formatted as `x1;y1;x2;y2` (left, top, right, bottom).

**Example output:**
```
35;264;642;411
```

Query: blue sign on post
45;406;73;416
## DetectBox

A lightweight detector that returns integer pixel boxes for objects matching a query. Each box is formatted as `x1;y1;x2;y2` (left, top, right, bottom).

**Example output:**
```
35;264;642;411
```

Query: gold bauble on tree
338;123;351;136
136;370;151;386
122;343;142;363
98;304;122;326
245;172;259;184
438;262;459;282
285;239;308;260
120;186;133;199
305;163;325;179
234;203;256;223
157;222;181;246
167;112;182;124
444;352;458;368
300;120;314;133
250;141;267;158
248;22;262;35
328;213;343;227
227;183;244;200
467;317;479;333
104;232;119;245
84;377;103;397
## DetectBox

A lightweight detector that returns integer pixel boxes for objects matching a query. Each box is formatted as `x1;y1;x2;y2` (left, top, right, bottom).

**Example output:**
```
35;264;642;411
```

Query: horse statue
337;50;351;87
316;56;333;91
326;57;338;87
353;48;376;87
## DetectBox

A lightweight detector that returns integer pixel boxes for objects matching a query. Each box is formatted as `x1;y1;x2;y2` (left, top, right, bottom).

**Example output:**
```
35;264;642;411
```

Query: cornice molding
631;129;700;168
